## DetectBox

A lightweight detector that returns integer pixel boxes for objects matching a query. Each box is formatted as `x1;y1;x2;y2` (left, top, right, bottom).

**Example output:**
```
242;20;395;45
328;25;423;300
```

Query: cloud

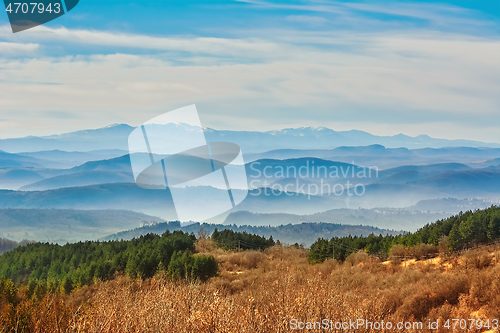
0;1;498;142
0;42;39;55
0;28;498;141
42;111;79;119
238;0;495;32
0;25;285;61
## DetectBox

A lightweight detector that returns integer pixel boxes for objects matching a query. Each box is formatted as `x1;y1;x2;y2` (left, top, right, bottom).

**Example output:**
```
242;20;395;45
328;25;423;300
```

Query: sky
0;0;499;142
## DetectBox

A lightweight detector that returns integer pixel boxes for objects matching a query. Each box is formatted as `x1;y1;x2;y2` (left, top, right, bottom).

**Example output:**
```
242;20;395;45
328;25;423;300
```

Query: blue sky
0;0;499;142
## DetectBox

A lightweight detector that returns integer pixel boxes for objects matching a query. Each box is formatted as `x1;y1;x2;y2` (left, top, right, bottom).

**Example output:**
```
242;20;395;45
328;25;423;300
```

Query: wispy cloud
0;28;498;138
238;0;496;32
0;25;285;61
0;1;498;142
0;42;39;55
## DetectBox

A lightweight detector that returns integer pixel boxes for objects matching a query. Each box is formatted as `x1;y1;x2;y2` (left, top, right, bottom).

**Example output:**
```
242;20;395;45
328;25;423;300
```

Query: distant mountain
102;221;401;247
411;169;500;195
20;171;134;191
18;149;128;168
0;150;45;168
0;169;45;190
0;124;135;153
223;197;500;232
377;163;472;184
1;124;499;154
1;157;499;221
0;238;33;255
0;183;177;219
0;208;165;243
0;150;132;190
470;158;500;169
69;154;132;173
410;197;500;212
205;127;500;152
246;145;500;169
246;158;362;183
0;183;336;221
20;155;134;190
245;157;500;200
223;208;450;232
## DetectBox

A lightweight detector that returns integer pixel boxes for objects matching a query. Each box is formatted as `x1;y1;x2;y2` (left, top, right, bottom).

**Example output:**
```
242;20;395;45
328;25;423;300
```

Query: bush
192;255;218;281
166;251;218;281
410;243;439;260
345;250;370;266
465;253;492;270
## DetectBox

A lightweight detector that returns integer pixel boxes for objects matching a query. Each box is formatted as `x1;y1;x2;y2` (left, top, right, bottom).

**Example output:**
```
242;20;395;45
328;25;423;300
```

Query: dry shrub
390;244;407;257
468;270;496;307
465;253;492;269
345;250;370;266
227;250;266;270
1;245;500;333
315;258;339;277
195;238;216;253
410;243;439;260
397;273;468;320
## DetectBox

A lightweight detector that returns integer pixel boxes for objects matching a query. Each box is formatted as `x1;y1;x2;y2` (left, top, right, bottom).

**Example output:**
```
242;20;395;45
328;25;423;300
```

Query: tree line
0;230;217;297
211;228;275;251
309;206;500;264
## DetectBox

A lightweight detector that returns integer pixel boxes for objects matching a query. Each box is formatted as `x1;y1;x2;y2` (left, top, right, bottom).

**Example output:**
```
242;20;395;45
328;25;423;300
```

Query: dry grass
1;241;500;332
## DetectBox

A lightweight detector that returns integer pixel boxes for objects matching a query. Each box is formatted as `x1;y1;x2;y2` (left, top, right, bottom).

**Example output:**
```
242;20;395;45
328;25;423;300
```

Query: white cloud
0;3;498;142
0;42;39;55
238;0;491;28
0;25;286;60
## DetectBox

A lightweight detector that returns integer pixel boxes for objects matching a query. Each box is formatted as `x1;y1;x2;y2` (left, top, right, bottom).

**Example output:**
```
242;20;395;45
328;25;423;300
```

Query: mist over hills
0;197;496;246
0;208;165;243
0;183;338;220
20;171;134;191
246;145;500;169
102;221;401;247
0;124;499;243
223;209;449;232
0;151;45;169
20;155;135;191
19;149;127;168
224;196;500;232
0;155;499;218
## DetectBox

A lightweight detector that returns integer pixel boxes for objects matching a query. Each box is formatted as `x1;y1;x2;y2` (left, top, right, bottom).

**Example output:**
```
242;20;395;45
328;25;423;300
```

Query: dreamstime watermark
248;160;379;199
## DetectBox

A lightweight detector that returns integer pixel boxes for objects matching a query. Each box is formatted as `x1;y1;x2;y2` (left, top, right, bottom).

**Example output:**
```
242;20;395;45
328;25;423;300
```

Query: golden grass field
1;239;500;333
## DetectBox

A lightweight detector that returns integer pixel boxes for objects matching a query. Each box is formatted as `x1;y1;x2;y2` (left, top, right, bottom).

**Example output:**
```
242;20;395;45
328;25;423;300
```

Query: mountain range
0;123;499;243
1;124;499;154
0;154;499;215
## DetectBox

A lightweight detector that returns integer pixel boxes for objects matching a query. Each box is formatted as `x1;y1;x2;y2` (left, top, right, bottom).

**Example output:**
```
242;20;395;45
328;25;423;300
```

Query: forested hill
309;205;500;263
0;231;218;294
103;221;400;246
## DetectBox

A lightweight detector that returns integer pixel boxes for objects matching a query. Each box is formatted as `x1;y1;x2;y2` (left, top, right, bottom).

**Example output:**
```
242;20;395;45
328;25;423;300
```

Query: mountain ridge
1;124;499;153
